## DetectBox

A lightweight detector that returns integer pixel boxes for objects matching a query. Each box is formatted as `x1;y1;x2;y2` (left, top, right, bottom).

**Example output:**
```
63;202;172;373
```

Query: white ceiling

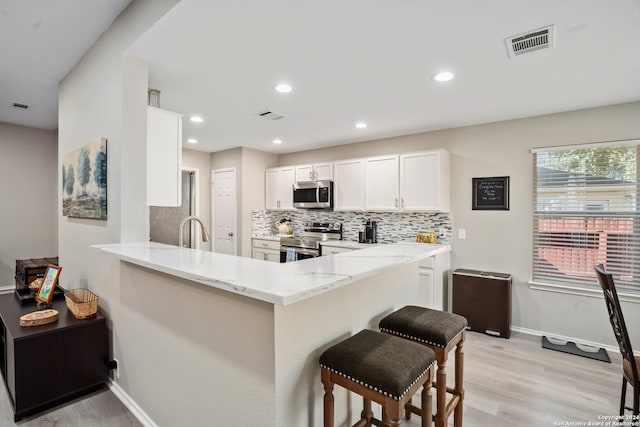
3;1;640;155
0;0;131;129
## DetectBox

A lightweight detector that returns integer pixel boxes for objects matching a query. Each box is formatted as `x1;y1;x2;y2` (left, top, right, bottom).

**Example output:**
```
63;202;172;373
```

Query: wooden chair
594;265;639;418
319;329;436;427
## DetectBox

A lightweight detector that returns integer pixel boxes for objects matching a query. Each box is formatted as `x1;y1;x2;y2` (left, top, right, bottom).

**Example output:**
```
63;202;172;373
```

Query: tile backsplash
252;210;452;244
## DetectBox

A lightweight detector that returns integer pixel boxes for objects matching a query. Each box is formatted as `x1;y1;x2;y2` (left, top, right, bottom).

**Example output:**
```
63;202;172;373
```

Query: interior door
212;169;237;255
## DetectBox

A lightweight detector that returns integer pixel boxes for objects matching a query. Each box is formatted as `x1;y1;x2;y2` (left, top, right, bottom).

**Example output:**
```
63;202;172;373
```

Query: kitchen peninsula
89;242;450;426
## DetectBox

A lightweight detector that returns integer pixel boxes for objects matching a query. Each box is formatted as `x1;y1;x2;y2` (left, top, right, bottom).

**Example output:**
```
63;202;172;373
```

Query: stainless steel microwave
292;181;333;209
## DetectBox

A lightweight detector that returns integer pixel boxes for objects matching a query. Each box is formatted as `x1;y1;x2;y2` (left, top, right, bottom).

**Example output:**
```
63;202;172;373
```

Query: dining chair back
595;265;639;417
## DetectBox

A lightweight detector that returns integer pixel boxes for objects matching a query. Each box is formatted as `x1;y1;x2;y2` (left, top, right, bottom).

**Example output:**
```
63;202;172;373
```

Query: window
533;142;640;291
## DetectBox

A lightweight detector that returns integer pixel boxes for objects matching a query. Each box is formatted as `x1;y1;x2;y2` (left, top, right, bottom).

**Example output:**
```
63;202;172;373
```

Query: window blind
533;143;640;290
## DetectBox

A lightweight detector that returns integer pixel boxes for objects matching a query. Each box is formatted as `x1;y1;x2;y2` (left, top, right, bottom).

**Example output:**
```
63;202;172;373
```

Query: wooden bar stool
379;306;467;427
319;329;436;427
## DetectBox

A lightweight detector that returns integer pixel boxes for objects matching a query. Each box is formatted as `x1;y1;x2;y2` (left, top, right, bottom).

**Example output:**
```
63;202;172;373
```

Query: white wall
279;101;640;349
0;122;57;286
58;0;178;288
183;148;212;251
241;148;277;257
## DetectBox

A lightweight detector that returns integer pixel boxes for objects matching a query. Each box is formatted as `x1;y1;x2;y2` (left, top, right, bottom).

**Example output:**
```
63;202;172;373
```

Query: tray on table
14;286;66;306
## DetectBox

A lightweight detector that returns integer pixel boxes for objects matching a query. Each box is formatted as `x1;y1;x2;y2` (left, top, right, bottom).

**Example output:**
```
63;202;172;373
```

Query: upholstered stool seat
319;329;436;427
380;306;467;427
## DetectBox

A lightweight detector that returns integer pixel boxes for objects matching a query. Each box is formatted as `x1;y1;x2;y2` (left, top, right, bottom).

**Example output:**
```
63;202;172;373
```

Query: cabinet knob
394;198;398;208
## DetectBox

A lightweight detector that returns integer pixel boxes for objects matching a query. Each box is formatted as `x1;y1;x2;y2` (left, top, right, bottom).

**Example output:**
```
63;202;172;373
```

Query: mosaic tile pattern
252;210;452;244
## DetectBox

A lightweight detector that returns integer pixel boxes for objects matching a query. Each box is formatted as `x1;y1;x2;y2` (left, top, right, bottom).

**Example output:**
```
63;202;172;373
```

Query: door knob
228;232;234;237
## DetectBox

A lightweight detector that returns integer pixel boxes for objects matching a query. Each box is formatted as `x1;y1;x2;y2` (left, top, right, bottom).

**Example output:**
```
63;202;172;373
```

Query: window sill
529;280;640;304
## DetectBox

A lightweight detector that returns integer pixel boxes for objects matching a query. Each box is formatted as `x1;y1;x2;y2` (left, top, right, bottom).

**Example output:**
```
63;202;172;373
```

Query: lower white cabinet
419;251;451;311
251;238;280;262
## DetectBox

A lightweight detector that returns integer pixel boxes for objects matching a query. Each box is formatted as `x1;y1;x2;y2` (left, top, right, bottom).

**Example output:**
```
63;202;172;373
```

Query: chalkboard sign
472;176;510;210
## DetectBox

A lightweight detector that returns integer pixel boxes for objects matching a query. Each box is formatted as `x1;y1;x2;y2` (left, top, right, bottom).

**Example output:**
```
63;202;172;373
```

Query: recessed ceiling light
432;71;455;82
272;139;283;144
274;83;292;93
190;116;203;123
355;122;368;129
187;138;198;144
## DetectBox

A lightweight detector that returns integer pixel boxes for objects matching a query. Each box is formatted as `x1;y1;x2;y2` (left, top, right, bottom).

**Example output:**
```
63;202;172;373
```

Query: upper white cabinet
364;155;400;210
400;150;449;212
266;166;295;210
264;149;449;212
147;106;182;206
295;163;333;182
334;159;365;211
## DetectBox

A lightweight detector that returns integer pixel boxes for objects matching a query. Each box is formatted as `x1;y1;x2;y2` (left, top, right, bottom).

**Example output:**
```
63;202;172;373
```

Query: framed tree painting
62;138;107;219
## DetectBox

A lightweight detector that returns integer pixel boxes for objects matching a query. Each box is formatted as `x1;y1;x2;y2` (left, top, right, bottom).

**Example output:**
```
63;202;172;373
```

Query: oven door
280;247;318;263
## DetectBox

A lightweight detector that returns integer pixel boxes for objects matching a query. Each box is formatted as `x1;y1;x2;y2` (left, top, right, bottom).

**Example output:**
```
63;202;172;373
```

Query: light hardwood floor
406;331;626;427
0;385;141;427
0;331;628;426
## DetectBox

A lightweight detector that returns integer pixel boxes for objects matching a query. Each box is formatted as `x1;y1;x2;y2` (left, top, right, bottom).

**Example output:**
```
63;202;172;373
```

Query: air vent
506;25;554;58
256;110;285;120
12;102;31;110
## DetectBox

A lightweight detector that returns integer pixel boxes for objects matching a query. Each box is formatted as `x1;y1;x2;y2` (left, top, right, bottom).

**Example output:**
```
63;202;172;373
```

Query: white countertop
251;235;282;241
92;242;451;306
319;240;381;249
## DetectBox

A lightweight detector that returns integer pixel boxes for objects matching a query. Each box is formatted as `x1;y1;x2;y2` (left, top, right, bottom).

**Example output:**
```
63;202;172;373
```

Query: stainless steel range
280;222;342;262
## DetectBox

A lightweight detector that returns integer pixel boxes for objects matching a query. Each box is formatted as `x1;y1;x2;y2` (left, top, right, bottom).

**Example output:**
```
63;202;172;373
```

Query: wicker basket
65;289;98;319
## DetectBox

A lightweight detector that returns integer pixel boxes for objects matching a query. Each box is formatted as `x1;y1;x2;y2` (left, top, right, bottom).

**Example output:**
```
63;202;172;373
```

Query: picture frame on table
35;265;62;305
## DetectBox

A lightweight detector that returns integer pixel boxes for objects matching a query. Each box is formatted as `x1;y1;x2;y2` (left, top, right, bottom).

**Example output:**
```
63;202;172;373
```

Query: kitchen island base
89;242;447;426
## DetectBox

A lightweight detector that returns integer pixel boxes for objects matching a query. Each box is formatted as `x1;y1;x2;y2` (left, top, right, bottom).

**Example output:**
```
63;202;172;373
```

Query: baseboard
510;325;633;356
107;379;158;427
0;285;14;294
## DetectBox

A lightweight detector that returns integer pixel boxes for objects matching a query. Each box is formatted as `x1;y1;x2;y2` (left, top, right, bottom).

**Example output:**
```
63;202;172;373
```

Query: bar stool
379;306;467;427
319;329;436;427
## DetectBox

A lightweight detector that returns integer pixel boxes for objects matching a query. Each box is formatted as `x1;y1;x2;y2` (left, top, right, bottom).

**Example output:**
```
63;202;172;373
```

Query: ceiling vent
256;110;285;121
506;25;554;58
12;102;31;110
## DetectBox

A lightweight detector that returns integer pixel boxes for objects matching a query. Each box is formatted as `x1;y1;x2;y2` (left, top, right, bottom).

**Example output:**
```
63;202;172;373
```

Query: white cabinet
364;155;400;210
265;167;295;210
419;267;435;309
264;149;449;212
419;250;451;310
252;238;280;262
147;106;182;206
333;159;365;211
400;150;449;212
295;163;333;182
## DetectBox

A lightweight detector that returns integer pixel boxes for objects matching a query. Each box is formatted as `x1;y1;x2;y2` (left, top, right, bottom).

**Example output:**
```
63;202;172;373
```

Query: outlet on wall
458;229;466;240
111;358;120;379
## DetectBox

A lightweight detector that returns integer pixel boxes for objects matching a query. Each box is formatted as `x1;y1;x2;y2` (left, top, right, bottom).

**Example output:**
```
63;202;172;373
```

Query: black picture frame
472;176;510;210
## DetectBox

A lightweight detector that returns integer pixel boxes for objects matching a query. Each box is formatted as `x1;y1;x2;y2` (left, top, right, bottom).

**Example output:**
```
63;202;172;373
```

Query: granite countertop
93;242;451;306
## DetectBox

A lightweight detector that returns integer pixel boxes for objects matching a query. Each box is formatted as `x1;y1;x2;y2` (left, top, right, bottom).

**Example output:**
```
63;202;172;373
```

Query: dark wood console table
0;293;108;421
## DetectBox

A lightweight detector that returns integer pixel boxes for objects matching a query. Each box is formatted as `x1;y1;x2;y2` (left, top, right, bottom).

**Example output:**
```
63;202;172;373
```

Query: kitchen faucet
178;216;211;248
